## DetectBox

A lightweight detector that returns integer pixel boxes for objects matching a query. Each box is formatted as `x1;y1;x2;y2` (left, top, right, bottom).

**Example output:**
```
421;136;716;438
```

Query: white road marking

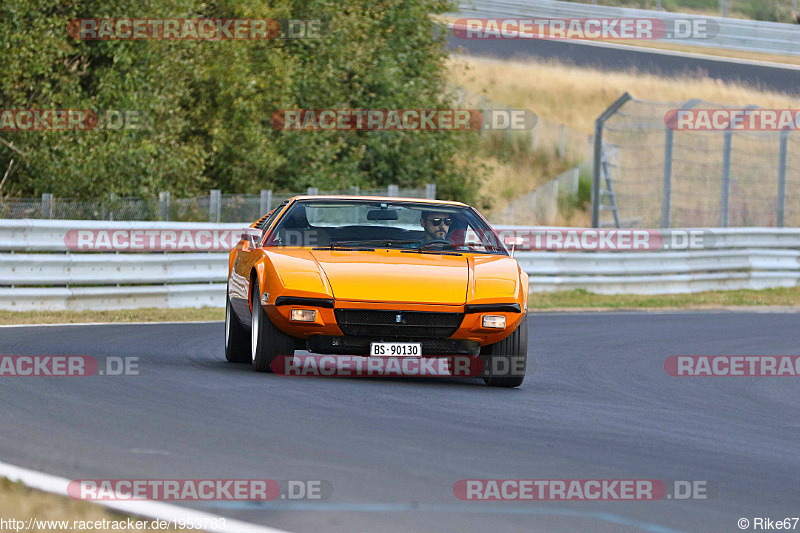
0;460;292;533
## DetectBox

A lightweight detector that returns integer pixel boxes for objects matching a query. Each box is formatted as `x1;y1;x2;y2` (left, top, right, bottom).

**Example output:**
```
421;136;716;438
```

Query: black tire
480;314;528;388
224;294;251;363
250;278;295;372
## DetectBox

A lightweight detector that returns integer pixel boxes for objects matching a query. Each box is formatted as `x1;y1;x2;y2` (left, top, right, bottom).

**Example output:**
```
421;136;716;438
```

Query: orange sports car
224;196;529;387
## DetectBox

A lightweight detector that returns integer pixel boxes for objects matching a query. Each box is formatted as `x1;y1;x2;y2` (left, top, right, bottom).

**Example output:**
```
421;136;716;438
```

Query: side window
256;202;287;230
258;201;290;244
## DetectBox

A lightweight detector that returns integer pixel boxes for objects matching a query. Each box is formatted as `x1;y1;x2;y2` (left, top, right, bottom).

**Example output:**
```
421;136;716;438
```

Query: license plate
370;342;421;357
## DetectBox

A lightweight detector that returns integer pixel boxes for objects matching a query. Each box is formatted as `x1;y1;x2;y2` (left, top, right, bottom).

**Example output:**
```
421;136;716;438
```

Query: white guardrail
1;220;800;310
456;0;800;57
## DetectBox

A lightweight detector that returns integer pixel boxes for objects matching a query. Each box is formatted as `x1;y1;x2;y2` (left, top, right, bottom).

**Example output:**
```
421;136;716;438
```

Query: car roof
286;195;469;207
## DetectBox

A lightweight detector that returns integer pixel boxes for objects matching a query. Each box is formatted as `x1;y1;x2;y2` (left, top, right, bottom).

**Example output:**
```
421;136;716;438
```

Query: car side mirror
241;228;262;250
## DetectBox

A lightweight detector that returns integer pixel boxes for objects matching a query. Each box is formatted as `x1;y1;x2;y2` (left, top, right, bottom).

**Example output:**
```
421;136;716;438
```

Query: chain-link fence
0;185;435;222
593;95;800;228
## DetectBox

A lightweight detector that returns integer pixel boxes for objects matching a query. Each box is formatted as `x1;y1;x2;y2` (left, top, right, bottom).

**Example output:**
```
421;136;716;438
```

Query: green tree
0;0;481;204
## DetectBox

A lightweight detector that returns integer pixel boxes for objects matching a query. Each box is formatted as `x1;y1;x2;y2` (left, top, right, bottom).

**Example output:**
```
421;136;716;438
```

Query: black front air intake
333;309;464;338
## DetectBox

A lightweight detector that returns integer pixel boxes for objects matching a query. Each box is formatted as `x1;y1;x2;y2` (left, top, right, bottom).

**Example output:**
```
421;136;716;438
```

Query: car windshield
264;200;507;255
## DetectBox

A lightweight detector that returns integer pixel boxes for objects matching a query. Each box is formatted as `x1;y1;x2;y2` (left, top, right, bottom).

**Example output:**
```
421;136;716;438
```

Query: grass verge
0;477;180;532
530;287;800;310
0;287;798;326
0;307;224;326
447;55;799;135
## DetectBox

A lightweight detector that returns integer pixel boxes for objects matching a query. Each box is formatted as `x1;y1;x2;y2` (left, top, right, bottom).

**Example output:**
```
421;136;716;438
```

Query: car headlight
290;309;317;322
482;315;506;329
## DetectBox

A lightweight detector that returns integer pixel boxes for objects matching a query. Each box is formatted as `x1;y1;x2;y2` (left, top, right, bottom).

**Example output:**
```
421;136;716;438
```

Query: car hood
309;249;469;305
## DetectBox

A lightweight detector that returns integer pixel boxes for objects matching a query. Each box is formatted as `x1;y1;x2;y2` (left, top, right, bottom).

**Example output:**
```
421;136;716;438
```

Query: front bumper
263;296;524;348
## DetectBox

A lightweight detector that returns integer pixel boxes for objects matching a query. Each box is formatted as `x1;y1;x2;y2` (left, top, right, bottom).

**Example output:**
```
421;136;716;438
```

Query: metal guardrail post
307;187;319;195
158;192;170;221
662;99;700;228
260;189;272;215
777;129;789;228
592;93;632;228
209;189;221;223
388;184;399;197
40;193;53;219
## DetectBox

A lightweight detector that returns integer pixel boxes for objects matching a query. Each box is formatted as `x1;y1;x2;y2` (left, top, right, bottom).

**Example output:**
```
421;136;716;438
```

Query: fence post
158;192;170;221
558;124;566;157
41;193;53;219
425;183;436;199
719;131;732;227
260;189;272;214
592;93;632;228
479;96;487;137
209;189;221;223
388;184;399;197
662;99;700;228
504;106;512;144
777;129;789;228
720;105;757;227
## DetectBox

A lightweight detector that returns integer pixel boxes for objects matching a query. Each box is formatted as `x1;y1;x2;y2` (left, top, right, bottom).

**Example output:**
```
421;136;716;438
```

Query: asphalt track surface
446;34;800;95
1;312;799;532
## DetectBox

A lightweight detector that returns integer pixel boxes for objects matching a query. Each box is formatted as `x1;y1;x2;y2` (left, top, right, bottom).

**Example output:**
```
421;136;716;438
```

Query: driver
420;211;452;242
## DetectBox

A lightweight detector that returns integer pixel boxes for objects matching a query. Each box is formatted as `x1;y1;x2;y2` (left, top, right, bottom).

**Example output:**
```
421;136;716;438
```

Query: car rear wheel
250;278;295;372
224;294;251;363
480;314;528;388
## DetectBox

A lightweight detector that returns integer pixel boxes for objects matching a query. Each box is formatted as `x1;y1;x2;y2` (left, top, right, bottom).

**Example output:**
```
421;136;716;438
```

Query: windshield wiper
418;241;458;251
326;239;420;249
416;241;507;255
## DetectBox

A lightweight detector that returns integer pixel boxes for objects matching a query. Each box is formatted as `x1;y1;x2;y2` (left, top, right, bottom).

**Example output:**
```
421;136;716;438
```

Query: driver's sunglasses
427;217;452;227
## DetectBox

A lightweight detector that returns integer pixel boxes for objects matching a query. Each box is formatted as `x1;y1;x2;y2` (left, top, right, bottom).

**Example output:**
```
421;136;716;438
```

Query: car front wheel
480;314;528;388
224;294;251;363
250;278;295;372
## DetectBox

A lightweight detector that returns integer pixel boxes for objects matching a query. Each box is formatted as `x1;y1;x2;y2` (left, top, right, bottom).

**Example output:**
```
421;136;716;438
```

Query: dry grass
0;307;223;325
446;55;799;134
529;287;800;309
0;477;180;532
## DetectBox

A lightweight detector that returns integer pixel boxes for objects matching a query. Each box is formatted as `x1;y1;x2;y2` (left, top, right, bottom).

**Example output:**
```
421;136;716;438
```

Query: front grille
333;309;464;338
